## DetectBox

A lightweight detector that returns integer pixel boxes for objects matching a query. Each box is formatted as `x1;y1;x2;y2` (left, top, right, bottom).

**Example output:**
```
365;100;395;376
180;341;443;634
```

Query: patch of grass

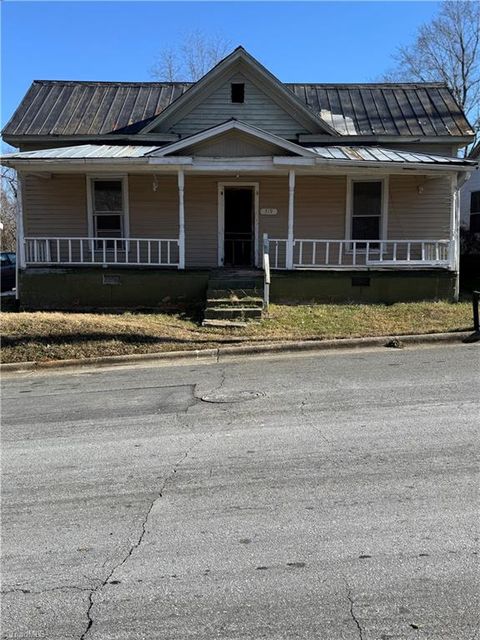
0;301;473;364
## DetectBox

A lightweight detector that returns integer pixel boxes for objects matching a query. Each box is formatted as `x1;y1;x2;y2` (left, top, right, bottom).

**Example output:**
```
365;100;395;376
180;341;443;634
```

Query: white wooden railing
267;238;452;270
24;236;452;271
24;237;180;267
268;239;288;269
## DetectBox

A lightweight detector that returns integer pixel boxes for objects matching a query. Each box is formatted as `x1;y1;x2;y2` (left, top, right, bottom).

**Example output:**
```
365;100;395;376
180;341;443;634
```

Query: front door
224;187;254;267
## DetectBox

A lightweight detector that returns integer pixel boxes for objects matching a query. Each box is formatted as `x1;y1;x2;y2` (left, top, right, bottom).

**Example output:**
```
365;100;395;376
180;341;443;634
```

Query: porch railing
268;238;451;269
24;237;180;267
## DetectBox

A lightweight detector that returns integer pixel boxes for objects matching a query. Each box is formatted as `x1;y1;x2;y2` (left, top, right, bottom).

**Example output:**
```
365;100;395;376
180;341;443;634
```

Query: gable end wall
165;73;312;139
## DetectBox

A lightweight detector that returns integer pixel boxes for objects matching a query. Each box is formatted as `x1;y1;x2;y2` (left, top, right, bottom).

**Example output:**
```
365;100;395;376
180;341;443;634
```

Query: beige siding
129;175;178;237
258;177;288;241
23;174;88;236
184;131;286;157
294;176;347;239
167;73;310;138
22;171;452;267
388;175;452;239
184;176;219;267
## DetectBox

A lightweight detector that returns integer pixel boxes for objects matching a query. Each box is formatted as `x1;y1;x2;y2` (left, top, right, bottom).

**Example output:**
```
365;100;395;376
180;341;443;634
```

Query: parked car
1;252;16;292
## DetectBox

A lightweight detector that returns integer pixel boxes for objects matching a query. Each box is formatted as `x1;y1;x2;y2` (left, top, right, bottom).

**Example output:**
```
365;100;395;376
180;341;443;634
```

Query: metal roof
2;82;191;137
287;84;474;137
2;80;473;139
4;144;160;159
2;143;474;167
308;146;472;165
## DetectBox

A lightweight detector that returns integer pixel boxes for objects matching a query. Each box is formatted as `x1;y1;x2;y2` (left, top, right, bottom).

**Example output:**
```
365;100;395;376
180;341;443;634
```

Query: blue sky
1;1;441;128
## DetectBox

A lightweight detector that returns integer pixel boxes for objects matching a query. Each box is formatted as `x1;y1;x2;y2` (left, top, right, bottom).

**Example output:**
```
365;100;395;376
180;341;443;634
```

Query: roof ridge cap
286;82;448;88
32;79;193;86
31;79;449;89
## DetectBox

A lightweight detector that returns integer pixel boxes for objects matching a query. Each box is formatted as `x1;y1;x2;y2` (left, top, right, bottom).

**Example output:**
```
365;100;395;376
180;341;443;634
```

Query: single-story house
1;46;477;311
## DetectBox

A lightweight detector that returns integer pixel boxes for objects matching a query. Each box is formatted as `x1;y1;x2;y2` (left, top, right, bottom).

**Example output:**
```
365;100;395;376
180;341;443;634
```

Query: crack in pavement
300;398;332;446
14;366;230;640
194;366;227;402
78;389;224;640
344;581;365;640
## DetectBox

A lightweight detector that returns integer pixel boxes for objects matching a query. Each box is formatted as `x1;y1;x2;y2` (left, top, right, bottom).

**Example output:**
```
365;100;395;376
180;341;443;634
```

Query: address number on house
260;208;278;215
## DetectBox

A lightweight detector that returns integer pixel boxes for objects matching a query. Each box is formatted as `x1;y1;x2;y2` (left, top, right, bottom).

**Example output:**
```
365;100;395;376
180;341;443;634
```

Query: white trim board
217;182;260;268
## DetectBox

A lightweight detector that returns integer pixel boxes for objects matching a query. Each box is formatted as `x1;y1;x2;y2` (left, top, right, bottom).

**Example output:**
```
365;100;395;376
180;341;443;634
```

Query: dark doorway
224;187;254;267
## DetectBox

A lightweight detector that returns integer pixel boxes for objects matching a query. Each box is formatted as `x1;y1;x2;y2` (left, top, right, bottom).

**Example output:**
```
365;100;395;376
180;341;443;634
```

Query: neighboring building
460;142;480;233
1;47;476;310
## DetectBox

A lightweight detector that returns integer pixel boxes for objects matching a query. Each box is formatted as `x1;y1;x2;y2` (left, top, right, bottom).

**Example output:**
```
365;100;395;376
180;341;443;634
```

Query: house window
470;190;480;233
231;83;245;103
350;180;383;248
91;178;126;247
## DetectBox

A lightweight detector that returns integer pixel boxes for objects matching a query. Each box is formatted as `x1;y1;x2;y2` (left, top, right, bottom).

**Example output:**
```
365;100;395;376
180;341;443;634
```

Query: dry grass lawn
0;301;473;364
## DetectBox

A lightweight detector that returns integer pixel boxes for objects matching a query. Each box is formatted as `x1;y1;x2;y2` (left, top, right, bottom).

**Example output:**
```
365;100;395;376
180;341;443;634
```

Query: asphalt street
1;344;479;640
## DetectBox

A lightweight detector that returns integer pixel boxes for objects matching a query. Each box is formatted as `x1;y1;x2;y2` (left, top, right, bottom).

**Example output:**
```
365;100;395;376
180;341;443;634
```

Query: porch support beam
16;171;26;270
286;169;295;270
177;169;185;270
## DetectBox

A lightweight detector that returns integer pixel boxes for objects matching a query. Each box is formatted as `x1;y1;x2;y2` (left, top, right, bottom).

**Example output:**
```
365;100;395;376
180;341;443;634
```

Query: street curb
0;331;474;373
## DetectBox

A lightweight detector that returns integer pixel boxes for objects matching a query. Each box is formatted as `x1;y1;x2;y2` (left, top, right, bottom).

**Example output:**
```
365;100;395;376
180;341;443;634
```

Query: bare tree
383;1;480;148
0;165;17;252
151;31;232;82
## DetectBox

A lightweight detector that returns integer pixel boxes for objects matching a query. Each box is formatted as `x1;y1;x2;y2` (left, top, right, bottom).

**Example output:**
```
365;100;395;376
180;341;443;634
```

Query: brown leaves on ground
0;302;472;363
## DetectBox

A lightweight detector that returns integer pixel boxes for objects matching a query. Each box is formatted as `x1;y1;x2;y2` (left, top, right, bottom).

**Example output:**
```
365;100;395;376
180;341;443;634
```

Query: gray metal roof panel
2;143;475;167
1;144;160;159
3;80;474;140
308;146;473;165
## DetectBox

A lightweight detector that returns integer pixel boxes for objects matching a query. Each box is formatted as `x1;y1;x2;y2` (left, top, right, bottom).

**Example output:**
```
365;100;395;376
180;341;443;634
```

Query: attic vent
231;83;245;103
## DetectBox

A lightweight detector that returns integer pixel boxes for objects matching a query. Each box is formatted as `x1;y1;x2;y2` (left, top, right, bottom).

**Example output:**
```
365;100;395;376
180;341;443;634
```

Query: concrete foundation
19;268;210;310
18;267;457;310
270;269;457;304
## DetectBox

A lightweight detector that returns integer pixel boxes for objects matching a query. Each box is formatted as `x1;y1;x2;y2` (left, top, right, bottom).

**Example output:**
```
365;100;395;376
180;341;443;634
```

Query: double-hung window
470;191;480;233
90;178;127;249
350;179;384;249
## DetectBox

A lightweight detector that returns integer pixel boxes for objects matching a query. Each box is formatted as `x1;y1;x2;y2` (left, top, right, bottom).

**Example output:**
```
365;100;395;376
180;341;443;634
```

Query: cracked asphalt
1;344;479;640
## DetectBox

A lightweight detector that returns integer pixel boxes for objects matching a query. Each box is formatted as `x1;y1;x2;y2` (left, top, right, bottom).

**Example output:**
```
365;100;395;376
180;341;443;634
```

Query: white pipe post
178;169;185;270
452;175;461;302
286;169;295;270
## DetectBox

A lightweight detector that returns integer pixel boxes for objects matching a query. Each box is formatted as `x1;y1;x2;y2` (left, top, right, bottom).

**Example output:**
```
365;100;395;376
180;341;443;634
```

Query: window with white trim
470;190;480;233
351;180;383;248
91;179;125;247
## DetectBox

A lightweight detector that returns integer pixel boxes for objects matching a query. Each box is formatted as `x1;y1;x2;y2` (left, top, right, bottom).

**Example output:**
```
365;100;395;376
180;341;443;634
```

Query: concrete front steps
202;270;265;327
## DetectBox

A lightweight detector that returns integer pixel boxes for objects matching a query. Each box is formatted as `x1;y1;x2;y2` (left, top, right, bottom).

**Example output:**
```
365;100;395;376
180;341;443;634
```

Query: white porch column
286;169;295;270
15;172;26;300
177;169;185;270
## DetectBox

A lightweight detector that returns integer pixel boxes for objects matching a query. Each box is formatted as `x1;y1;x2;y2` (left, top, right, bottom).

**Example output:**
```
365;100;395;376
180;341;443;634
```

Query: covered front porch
17;164;460;273
4;132;473;309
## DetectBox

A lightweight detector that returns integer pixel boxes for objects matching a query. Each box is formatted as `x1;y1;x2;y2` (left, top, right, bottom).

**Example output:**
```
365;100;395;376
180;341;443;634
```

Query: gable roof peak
140;46;339;136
